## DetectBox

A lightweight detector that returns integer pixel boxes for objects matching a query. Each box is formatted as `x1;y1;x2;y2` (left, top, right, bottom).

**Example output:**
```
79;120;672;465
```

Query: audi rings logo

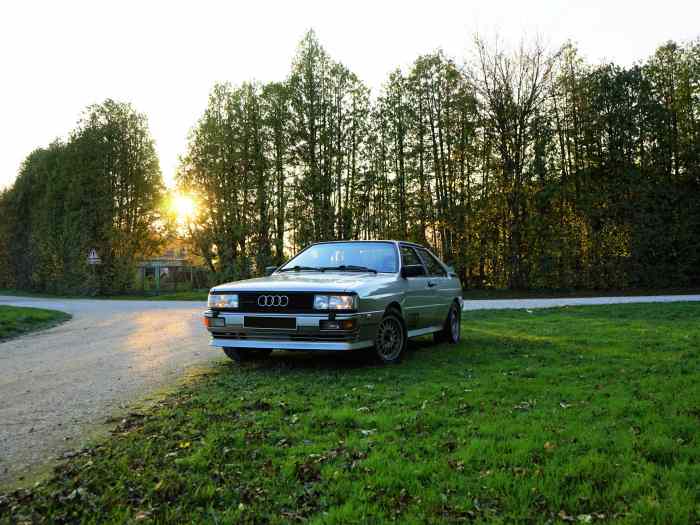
257;294;289;307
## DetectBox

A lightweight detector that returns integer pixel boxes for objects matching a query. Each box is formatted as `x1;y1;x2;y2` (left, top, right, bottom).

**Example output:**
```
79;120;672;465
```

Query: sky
1;0;698;190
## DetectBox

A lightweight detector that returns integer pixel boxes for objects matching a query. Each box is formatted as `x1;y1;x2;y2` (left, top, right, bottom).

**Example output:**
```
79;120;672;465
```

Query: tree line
1;31;699;293
178;31;700;289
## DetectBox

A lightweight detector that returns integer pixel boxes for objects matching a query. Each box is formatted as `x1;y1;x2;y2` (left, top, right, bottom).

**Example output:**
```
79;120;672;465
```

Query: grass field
1;302;699;523
0;305;71;341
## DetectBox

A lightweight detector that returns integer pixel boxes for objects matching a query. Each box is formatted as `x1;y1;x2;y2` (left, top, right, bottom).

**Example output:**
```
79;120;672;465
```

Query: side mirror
401;264;426;279
265;265;278;276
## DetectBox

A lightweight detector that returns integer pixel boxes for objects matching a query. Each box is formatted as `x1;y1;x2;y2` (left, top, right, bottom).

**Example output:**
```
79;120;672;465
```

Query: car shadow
226;349;378;371
221;335;445;372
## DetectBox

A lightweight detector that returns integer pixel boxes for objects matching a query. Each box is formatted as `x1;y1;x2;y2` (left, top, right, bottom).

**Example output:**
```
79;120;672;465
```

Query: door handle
427;281;437;288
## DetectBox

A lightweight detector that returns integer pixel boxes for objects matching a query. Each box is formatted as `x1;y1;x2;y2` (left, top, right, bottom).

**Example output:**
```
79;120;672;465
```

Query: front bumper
204;310;378;352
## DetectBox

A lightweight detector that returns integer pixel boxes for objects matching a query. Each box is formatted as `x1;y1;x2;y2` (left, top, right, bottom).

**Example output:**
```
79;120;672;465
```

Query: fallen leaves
544;441;557;452
242;399;272;411
63;488;87;502
513;399;536;411
558;510;605;522
294;460;321;482
448;459;465;472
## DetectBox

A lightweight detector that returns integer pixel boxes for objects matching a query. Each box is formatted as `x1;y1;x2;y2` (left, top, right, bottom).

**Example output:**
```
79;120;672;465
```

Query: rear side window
400;246;423;267
417;248;446;276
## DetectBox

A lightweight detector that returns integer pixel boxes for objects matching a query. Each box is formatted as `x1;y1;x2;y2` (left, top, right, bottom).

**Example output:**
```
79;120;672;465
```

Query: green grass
1;303;699;523
0;305;71;341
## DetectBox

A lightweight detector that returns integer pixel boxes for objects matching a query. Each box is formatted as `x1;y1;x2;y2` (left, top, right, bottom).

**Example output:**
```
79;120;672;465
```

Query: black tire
434;303;461;345
223;347;272;363
374;310;407;364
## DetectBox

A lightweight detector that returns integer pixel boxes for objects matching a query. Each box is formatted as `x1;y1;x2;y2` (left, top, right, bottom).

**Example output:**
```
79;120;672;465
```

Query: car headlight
208;293;238;308
313;294;357;310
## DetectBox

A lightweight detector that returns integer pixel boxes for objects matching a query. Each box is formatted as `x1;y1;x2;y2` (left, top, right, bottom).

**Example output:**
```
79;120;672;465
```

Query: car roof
310;240;426;248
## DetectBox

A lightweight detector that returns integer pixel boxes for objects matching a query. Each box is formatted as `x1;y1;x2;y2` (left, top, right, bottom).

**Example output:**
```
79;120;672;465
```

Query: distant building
139;241;190;269
137;240;206;292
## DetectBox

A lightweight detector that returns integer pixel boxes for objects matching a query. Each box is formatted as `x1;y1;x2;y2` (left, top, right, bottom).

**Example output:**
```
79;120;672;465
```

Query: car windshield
279;242;398;273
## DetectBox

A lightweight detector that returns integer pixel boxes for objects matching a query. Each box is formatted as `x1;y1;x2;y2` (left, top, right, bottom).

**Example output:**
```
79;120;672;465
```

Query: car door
399;245;432;330
416;247;453;327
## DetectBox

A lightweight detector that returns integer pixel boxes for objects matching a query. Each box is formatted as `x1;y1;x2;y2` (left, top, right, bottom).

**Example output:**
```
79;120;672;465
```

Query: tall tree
471;36;558;288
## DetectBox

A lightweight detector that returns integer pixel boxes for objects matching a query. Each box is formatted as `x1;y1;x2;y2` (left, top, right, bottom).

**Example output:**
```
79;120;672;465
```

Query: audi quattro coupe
203;240;463;364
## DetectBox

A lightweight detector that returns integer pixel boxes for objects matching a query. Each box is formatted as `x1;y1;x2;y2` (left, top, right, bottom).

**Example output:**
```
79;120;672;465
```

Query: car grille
238;292;315;313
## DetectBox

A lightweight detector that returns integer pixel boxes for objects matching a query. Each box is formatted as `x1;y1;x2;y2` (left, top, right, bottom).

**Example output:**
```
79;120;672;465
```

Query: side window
418;249;446;277
400;246;423;267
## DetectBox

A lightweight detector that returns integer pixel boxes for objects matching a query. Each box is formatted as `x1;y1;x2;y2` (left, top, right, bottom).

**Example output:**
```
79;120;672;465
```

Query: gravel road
1;293;699;485
0;296;208;486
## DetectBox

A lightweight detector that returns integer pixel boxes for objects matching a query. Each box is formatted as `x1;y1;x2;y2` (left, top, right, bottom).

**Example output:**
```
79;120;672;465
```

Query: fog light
320;319;356;330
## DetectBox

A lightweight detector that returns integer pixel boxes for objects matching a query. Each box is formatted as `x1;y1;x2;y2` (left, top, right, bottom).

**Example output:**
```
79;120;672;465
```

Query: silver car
204;240;463;363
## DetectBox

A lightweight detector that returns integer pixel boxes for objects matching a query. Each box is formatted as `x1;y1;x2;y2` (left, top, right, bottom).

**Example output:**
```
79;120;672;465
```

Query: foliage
177;32;700;288
2;302;698;523
0;100;164;294
2;33;699;292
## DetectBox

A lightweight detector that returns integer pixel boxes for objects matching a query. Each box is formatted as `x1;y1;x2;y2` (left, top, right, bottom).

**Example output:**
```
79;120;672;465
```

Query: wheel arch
384;301;403;317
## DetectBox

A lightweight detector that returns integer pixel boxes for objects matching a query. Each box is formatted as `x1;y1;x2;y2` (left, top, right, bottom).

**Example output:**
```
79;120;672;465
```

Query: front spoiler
209;337;374;352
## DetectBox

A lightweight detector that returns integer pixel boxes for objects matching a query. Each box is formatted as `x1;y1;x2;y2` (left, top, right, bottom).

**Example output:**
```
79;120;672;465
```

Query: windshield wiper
321;265;378;274
278;265;324;272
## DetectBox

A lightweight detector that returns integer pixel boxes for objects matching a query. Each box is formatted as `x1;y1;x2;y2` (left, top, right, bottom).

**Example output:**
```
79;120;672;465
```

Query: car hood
211;272;396;293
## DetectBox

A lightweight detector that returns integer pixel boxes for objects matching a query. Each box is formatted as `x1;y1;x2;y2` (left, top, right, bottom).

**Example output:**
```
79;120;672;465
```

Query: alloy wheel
375;316;404;361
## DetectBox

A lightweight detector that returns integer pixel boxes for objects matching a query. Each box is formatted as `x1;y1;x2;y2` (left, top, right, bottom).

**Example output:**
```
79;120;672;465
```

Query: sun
171;192;197;223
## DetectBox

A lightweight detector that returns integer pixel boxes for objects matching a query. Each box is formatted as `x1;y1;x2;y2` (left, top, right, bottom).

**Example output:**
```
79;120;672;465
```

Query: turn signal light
203;317;225;328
